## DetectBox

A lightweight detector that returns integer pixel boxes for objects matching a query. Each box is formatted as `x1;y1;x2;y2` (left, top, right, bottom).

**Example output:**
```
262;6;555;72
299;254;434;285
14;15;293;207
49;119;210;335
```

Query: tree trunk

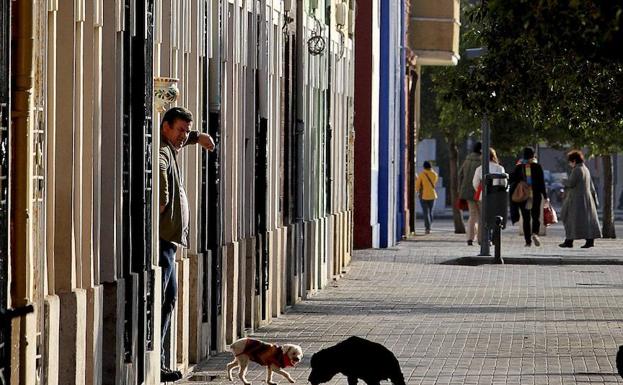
448;138;466;234
602;155;616;238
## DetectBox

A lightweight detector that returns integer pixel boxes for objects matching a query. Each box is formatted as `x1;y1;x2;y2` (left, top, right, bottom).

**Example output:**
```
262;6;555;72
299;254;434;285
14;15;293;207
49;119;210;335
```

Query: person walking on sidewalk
159;107;215;381
416;161;439;234
472;148;506;243
458;142;482;245
559;150;602;248
472;148;506;195
509;147;548;247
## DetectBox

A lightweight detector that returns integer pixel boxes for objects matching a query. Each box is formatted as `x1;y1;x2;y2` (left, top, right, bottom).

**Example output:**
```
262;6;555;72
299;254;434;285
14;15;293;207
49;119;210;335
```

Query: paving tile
179;222;623;385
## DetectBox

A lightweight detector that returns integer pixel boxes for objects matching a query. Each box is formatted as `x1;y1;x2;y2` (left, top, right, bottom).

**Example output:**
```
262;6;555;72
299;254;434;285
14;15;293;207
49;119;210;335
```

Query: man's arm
185;130;215;152
590;177;599;207
536;165;548;199
415;174;422;193
159;149;170;213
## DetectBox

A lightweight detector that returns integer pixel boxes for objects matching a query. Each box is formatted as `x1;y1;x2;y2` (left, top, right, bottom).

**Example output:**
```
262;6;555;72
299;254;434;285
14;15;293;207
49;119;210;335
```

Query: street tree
421;1;539;234
464;0;623;237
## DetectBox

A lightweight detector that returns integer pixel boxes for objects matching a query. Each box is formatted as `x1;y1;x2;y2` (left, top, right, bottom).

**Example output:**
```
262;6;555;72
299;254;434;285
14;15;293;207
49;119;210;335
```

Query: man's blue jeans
420;199;435;231
159;238;178;366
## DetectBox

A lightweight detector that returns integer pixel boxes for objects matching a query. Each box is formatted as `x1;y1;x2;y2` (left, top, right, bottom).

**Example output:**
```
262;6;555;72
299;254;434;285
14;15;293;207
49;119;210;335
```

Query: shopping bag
454;198;469;211
474;184;483;201
544;204;558;226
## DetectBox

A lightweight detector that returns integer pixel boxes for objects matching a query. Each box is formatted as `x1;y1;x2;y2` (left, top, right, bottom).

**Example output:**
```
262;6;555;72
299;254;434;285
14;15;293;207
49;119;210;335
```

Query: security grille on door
143;2;155;351
0;0;10;316
0;0;10;381
32;106;45;385
0;101;8;385
208;111;222;351
0;102;7;311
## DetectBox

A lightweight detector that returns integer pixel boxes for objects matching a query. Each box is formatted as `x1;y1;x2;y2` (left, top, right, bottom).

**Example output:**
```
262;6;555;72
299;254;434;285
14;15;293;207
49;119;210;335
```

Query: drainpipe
325;2;331;216
295;0;305;293
295;0;304;223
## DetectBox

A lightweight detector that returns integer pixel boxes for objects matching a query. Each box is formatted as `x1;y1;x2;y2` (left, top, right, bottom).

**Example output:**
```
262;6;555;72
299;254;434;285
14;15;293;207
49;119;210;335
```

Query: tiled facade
1;0;354;384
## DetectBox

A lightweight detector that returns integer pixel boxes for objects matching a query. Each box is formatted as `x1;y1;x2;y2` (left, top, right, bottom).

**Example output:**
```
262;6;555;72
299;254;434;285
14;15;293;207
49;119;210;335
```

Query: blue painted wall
378;0;390;247
378;0;405;247
397;0;406;241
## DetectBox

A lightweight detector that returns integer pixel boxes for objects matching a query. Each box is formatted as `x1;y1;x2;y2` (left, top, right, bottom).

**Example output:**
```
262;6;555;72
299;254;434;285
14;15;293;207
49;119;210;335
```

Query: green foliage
421;1;540;158
464;0;623;156
420;2;481;146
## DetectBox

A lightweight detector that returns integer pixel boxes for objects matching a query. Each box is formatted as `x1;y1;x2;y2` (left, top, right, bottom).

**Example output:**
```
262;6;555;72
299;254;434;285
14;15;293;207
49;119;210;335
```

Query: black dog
617;345;623;378
308;336;405;385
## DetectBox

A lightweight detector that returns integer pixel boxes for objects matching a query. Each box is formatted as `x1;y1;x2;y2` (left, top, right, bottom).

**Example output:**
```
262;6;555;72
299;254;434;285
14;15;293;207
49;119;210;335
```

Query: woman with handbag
472;148;506;193
559;150;602;248
509;147;548;247
472;148;506;243
416;161;439;234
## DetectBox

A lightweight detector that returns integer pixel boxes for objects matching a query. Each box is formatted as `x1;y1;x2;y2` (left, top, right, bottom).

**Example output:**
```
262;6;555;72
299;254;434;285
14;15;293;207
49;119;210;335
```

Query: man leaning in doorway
159;106;215;381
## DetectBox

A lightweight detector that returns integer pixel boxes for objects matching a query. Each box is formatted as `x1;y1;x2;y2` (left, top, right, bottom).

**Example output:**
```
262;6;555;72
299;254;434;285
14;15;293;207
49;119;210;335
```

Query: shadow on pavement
441;256;623;266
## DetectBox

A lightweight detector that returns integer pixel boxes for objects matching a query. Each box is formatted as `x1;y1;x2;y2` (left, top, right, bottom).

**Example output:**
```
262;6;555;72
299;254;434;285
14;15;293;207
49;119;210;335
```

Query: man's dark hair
161;106;193;129
522;146;535;160
473;142;482;154
423;161;432;169
567;150;584;163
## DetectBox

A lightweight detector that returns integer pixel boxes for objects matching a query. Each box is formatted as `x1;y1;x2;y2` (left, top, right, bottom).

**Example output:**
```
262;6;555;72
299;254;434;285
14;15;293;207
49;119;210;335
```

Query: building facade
0;0;354;384
353;0;460;248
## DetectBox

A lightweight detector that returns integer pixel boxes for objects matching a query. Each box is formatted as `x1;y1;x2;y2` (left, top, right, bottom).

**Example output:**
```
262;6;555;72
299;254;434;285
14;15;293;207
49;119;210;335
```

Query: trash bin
484;173;509;263
484;173;509;228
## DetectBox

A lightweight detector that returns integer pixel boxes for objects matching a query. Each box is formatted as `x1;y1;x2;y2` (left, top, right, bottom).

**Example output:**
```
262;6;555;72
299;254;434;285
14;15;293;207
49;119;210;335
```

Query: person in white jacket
472;148;506;202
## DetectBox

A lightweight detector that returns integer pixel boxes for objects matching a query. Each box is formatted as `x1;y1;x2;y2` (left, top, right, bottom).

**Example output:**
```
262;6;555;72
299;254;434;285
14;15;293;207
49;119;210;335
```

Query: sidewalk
429;207;623;221
179;221;623;385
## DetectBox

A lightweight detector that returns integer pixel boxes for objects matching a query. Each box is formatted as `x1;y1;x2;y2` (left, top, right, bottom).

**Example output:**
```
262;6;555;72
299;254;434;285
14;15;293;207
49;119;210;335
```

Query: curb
441;256;623;266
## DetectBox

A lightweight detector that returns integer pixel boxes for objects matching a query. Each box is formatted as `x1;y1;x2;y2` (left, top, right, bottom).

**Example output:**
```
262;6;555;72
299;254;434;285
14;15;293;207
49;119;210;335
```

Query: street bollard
484;173;509;264
493;215;504;264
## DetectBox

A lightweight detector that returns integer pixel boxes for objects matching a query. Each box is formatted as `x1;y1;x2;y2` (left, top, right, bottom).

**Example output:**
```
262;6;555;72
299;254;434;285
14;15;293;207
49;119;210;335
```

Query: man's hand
198;133;216;152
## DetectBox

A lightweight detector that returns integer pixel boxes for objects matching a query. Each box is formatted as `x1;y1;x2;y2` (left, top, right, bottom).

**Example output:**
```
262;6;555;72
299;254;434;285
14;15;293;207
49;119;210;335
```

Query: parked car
543;169;552;185
548;172;568;206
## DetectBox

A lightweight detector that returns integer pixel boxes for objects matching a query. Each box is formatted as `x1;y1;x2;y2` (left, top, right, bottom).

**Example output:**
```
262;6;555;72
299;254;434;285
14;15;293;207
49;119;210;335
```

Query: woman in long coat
559;150;602;248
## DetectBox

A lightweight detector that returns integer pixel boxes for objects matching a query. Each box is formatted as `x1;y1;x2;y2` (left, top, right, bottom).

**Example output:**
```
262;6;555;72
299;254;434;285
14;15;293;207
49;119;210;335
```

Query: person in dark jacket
559;150;602;248
458;142;482;245
159;107;215;381
509;147;548;247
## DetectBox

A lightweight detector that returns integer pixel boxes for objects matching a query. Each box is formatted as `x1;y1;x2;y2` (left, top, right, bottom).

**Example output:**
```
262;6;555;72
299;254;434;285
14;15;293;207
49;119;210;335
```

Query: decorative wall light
307;4;325;56
154;77;180;113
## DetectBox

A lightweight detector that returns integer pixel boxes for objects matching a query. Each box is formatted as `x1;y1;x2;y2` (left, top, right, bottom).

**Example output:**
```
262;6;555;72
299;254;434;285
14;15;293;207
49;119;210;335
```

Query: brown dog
226;337;303;385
